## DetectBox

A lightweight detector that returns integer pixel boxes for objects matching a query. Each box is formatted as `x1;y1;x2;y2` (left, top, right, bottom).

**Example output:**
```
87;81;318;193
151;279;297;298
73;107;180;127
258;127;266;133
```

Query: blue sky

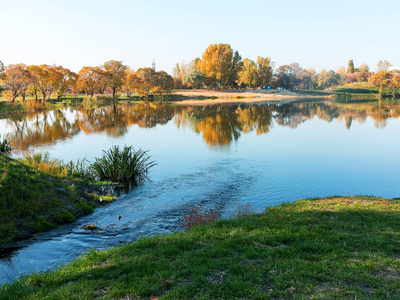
0;0;399;73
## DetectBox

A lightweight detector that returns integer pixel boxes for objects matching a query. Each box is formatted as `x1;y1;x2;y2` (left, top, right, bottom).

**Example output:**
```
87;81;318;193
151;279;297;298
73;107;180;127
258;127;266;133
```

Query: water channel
1;98;400;284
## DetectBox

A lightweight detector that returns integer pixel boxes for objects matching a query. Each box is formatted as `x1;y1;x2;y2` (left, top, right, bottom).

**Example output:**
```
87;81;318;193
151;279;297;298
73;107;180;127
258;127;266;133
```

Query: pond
1;98;400;284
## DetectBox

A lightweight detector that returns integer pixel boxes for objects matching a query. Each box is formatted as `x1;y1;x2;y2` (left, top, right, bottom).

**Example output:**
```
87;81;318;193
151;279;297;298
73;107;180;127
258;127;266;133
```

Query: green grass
2;196;400;299
0;155;102;243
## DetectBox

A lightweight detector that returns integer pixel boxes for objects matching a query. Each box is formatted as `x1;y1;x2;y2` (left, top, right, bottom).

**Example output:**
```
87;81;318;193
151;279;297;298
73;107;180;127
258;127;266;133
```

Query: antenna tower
152;59;156;71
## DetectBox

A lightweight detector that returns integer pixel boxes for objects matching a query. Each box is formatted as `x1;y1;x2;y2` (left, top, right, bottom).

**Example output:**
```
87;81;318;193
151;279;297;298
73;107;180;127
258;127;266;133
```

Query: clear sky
1;0;399;74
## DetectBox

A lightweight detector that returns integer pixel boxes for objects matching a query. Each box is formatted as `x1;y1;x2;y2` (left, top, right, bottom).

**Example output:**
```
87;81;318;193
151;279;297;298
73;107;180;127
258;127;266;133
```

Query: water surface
1;99;400;284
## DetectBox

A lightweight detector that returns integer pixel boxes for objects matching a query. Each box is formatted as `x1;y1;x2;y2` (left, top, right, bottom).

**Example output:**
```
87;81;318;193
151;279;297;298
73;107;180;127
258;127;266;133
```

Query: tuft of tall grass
181;207;222;231
20;152;66;176
0;134;13;156
90;145;156;187
20;153;92;179
65;158;93;179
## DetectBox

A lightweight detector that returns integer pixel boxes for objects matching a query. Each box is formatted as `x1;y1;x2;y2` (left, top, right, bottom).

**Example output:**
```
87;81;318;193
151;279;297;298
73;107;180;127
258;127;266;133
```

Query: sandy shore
173;89;326;105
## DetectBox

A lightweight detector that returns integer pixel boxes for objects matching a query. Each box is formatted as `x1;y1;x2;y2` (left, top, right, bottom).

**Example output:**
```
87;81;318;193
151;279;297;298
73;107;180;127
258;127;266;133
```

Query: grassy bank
1;196;400;299
0;155;110;243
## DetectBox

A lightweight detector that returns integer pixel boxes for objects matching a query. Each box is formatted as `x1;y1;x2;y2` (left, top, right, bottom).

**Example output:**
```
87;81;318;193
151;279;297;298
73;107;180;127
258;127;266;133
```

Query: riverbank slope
2;196;399;299
0;155;109;244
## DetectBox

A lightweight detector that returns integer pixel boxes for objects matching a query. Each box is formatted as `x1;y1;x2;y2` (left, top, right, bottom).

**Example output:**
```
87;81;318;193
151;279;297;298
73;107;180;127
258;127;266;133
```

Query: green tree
227;51;243;88
317;70;340;89
101;60;127;98
0;60;5;79
275;65;294;89
255;56;274;87
182;70;205;89
346;59;355;73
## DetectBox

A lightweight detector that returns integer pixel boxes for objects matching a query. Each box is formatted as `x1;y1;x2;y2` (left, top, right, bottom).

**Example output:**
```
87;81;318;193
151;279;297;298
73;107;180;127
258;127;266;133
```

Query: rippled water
1;99;400;284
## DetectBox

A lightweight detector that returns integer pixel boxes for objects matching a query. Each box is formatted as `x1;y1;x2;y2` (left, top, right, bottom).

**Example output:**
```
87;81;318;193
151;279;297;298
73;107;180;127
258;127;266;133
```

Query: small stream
0;157;256;284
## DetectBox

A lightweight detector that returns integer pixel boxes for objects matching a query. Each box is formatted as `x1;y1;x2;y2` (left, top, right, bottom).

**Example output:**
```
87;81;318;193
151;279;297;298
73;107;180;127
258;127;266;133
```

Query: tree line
1;44;400;102
172;44;400;96
0;60;174;103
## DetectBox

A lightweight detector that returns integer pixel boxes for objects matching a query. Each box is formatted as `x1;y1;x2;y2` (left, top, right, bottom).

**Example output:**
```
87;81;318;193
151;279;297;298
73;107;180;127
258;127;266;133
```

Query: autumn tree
26;65;42;101
53;66;78;100
198;44;235;88
237;59;257;88
359;63;369;73
369;71;391;97
346;59;355;73
77;67;105;98
151;71;174;95
2;64;29;102
389;73;400;97
101;60;127;98
134;67;157;96
31;65;62;102
376;60;391;72
122;69;140;98
172;62;188;89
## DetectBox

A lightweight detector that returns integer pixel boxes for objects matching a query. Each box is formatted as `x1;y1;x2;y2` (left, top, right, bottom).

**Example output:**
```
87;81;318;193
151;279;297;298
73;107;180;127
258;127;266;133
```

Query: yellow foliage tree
198;44;233;88
101;60;126;98
369;71;391;97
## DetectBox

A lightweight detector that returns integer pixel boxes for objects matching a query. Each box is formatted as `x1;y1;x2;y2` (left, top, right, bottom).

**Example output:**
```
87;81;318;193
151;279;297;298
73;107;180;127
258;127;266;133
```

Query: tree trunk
379;86;384;98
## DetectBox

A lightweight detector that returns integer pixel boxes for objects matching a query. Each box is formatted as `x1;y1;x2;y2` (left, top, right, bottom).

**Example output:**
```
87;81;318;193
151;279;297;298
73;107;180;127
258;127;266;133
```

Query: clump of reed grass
90;145;156;187
0;134;13;156
65;158;93;179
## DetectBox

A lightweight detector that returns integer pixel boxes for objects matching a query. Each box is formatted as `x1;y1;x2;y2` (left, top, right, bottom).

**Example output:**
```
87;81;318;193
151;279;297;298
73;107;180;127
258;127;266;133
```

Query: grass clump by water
2;196;400;299
91;145;156;187
20;152;92;180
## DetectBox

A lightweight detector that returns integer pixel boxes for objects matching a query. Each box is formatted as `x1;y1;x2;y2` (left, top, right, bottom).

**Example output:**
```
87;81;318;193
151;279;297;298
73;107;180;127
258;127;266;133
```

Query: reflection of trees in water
10;109;80;153
9;102;177;151
174;105;273;146
7;100;400;151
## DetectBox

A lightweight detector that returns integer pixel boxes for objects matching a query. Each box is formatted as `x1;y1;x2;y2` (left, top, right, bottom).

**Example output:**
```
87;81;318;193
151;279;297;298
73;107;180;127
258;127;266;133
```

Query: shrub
90;145;155;187
181;207;221;231
27;99;44;111
0;134;13;156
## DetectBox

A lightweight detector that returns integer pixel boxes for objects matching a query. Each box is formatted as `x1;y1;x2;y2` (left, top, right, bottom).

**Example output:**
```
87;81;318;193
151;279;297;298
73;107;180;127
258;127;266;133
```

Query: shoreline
172;89;329;105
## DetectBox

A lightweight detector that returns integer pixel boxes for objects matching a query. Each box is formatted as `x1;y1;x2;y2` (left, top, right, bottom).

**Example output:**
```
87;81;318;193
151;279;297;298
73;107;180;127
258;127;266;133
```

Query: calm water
1;99;400;284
